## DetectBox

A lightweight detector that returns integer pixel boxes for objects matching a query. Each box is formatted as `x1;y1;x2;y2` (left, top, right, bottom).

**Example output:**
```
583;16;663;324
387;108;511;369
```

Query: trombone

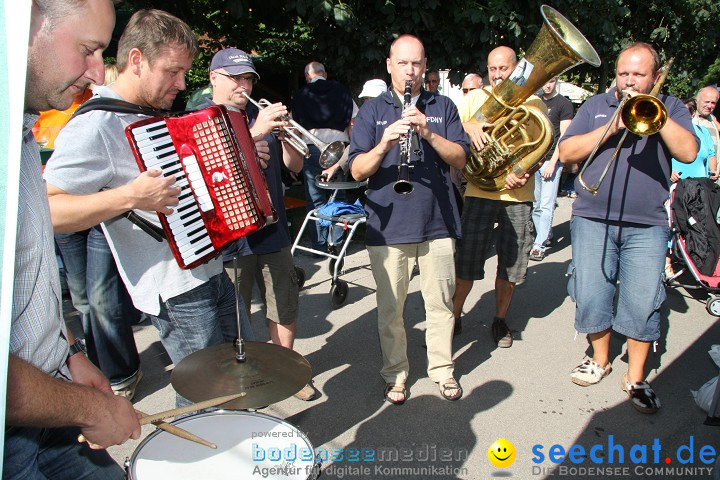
241;93;346;169
578;58;674;195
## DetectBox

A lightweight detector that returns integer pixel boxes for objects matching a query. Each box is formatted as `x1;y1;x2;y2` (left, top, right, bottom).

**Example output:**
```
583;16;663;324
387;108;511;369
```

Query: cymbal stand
233;256;246;362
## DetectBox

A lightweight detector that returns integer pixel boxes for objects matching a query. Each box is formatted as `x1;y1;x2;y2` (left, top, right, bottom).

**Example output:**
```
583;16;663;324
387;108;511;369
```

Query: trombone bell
621;94;668;136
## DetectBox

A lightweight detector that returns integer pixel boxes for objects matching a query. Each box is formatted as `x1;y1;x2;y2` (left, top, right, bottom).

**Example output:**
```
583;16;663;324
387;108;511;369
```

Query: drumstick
78;413;217;449
140;411;217;449
77;392;244;446
138;392;246;425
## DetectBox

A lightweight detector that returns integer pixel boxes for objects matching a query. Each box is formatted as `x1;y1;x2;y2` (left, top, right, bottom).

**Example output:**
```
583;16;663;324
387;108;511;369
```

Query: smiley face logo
488;438;516;468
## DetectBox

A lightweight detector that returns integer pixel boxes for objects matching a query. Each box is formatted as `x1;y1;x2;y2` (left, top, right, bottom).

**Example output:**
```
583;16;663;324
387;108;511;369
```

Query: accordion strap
69;97;169;242
71;98;168;120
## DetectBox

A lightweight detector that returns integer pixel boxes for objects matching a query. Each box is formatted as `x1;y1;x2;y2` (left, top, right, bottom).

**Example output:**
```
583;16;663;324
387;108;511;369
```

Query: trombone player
559;42;698;414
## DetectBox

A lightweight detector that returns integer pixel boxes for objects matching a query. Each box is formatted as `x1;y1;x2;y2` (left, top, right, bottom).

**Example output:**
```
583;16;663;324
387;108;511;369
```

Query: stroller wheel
330;280;349;309
294;266;306;291
706;295;720;317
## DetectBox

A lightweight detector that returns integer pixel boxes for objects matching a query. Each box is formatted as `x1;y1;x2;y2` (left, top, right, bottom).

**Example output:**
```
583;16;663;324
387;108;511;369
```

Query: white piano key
198;197;214;212
139;144;177;162
181;241;215;264
143;153;179;169
166;206;201;226
174;225;208;246
139;140;174;156
179;235;212;256
131;120;166;136
133;127;170;144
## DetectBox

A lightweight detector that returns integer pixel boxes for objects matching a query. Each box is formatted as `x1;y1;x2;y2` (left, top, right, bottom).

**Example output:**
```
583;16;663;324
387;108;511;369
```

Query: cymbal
170;342;311;409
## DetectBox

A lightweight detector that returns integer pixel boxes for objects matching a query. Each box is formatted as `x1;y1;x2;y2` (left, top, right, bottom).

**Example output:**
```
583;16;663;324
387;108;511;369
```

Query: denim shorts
455;197;534;284
568;216;670;342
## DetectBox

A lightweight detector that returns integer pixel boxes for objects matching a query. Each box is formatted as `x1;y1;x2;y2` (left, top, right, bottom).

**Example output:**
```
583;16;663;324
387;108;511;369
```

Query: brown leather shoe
294;383;318;401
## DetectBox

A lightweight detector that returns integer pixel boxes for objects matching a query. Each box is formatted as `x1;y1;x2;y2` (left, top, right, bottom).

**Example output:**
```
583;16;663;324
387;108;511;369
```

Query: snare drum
127;410;320;479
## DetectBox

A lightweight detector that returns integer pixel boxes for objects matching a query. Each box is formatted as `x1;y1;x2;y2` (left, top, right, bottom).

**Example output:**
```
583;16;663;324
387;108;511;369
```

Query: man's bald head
487;46;517;86
462;73;482;95
386;34;426;96
696;85;720;119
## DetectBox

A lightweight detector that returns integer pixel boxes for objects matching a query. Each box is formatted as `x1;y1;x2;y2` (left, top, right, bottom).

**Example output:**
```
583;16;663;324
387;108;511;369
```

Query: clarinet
393;80;414;195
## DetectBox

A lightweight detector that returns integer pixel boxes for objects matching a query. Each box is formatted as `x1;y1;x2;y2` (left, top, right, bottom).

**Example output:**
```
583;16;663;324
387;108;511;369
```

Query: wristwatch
67;339;87;358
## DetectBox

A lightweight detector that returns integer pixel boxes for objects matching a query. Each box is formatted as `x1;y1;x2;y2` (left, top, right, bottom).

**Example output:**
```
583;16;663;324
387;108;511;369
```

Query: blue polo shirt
348;90;469;246
560;88;698;226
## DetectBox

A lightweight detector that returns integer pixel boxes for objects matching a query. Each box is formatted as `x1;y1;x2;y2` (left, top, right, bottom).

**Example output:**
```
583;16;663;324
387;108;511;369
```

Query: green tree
118;0;720;100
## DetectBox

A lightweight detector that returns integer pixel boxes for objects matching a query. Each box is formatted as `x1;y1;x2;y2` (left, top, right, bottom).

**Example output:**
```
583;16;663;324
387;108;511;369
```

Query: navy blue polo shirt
348;90;470;246
560;88;698;226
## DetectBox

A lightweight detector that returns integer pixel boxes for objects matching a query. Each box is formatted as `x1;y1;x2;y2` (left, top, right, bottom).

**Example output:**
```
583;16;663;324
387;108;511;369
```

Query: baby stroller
665;177;720;316
291;173;366;309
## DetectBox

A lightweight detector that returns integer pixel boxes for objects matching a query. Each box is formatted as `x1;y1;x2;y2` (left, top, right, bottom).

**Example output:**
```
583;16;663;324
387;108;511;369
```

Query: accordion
125;105;276;269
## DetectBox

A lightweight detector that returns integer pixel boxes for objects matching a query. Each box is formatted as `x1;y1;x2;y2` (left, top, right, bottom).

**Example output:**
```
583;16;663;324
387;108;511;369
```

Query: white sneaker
112;369;143;402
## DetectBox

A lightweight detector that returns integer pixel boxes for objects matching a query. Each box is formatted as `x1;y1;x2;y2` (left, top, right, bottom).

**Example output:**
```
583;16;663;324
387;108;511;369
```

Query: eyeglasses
462;87;478;94
425;79;440;84
215;71;257;85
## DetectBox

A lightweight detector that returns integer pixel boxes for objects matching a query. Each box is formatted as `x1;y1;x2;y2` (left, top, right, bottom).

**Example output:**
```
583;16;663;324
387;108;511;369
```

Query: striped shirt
11;113;69;379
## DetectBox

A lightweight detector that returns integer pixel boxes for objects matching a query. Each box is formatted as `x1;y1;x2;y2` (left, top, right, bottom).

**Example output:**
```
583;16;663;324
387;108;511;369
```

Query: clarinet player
348;34;470;405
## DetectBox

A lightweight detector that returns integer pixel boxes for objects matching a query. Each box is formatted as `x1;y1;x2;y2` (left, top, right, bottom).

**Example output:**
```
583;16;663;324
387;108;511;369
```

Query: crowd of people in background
10;0;720;477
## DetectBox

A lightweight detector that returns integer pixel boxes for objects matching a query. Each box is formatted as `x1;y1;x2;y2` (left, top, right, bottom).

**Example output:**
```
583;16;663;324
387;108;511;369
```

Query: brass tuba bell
463;5;601;191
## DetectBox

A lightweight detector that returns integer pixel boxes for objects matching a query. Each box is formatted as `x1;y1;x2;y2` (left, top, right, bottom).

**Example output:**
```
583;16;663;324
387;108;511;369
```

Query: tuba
463;5;601;191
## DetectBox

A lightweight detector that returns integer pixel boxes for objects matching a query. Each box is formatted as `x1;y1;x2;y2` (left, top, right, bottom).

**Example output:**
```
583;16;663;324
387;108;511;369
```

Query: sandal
438;378;463;401
621;372;661;414
383;383;406;405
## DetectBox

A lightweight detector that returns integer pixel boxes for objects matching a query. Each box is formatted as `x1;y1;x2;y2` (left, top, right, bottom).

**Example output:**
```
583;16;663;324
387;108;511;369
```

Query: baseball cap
359;79;387;99
209;48;259;79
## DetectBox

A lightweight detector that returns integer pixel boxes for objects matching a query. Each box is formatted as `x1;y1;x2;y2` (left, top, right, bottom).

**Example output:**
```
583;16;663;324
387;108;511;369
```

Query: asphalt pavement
92;194;719;479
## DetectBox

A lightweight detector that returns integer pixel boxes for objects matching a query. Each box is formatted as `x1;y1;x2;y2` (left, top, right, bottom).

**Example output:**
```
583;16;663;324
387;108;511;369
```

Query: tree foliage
118;0;720;101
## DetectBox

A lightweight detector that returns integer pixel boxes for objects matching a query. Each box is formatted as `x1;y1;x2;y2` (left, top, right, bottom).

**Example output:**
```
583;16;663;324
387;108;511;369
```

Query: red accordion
125;105;276;269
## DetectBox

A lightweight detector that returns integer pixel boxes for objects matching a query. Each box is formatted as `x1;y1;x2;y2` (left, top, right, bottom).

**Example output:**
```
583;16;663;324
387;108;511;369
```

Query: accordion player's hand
254;139;270;169
128;169;181;215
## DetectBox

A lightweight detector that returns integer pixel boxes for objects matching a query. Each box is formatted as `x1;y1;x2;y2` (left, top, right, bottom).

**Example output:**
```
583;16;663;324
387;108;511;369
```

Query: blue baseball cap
210;48;259;79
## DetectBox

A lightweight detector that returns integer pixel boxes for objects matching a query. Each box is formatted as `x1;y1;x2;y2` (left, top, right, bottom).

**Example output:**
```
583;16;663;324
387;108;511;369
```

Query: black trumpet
394;80;414;195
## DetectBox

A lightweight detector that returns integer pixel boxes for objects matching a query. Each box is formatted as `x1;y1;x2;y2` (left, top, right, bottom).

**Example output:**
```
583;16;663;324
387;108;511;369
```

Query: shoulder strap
71;98;167;120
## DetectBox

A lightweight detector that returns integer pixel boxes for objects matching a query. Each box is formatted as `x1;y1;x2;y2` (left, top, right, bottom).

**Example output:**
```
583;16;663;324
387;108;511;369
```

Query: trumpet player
349;34;469;404
452;46;547;348
559;42;698;414
204;48;317;401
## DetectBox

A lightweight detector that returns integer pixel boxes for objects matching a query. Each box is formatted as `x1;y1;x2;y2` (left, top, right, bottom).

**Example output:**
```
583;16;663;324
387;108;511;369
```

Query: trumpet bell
621;94;668;136
318;141;347;169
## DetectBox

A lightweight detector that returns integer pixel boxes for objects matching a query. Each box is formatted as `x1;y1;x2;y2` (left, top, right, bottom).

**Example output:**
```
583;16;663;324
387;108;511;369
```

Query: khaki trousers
367;238;456;384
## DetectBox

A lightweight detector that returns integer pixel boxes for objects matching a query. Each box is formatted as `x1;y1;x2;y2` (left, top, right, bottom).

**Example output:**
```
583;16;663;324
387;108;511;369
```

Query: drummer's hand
254;139;270;169
670;170;681;183
79;391;141;449
505;172;529;190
